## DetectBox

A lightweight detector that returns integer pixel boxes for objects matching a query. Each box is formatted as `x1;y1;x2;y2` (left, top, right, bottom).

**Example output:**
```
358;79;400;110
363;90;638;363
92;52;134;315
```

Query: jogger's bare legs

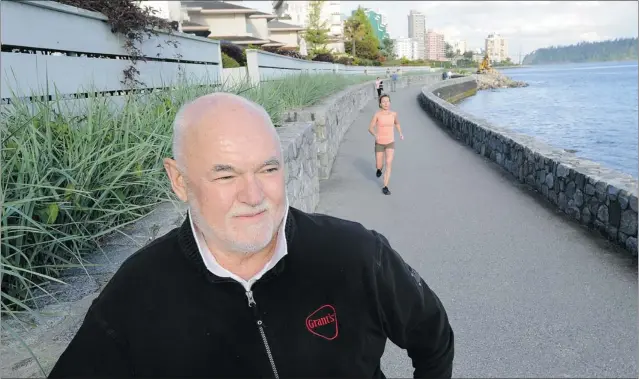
375;151;384;170
383;148;395;187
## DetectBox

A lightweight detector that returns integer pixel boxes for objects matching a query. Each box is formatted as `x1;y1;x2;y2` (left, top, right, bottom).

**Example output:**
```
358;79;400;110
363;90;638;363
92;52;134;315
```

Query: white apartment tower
447;39;467;55
272;0;344;53
485;33;509;63
407;10;426;60
393;37;418;60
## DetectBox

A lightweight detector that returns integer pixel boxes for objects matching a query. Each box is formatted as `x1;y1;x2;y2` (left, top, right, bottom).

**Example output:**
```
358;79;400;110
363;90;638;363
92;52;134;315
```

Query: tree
343;15;365;57
444;42;455;59
343;7;380;60
463;51;474;59
381;37;396;60
303;0;330;55
522;37;638;65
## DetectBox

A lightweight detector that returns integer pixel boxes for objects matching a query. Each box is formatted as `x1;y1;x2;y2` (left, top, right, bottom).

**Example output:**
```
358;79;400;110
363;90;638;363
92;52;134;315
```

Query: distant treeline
522;37;638;65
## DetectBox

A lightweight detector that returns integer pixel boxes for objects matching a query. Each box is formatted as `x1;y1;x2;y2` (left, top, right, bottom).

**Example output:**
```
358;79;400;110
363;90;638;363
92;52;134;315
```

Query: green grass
1;72;371;320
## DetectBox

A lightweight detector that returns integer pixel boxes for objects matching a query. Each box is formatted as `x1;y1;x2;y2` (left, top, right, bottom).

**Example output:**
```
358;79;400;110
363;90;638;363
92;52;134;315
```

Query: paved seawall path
315;86;637;377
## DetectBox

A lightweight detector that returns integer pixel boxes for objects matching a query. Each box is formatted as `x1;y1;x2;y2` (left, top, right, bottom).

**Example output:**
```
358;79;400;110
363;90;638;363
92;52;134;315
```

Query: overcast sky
240;1;638;59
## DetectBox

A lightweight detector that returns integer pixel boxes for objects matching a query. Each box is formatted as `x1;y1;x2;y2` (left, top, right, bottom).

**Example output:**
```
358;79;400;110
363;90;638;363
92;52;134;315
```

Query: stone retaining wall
418;76;638;255
432;78;477;102
282;73;442;211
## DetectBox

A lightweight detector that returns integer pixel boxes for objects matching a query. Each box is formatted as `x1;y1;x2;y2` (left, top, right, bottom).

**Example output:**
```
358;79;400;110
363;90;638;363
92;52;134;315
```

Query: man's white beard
188;194;280;256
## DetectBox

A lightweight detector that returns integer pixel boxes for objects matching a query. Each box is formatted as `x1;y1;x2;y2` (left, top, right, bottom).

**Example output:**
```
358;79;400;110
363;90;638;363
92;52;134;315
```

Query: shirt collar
188;199;289;291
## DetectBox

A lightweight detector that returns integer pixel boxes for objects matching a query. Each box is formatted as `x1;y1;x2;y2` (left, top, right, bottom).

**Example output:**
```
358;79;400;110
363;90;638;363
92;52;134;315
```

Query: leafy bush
312;53;335;63
262;47;307;60
335;56;354;65
221;42;246;66
351;57;382;67
221;52;240;68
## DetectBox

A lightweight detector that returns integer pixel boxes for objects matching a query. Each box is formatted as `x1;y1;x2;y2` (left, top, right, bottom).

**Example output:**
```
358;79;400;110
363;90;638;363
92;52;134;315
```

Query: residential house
267;20;305;49
181;1;285;48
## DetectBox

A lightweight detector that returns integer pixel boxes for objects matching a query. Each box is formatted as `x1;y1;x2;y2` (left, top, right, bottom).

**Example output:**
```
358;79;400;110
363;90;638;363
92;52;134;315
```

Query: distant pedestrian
368;94;403;195
375;77;384;97
391;71;398;92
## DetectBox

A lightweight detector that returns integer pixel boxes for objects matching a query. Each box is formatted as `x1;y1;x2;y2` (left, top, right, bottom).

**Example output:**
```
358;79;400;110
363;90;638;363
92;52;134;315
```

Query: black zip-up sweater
49;207;454;378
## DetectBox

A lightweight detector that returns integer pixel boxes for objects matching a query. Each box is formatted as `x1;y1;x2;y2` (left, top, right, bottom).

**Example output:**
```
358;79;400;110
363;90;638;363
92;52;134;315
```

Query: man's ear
163;158;188;202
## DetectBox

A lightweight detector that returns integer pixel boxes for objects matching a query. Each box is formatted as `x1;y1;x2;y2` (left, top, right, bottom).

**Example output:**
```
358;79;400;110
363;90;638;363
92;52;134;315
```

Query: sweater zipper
245;290;280;378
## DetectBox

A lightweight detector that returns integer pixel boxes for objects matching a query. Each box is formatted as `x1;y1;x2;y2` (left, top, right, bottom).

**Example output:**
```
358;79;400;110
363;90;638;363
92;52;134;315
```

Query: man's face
166;103;287;255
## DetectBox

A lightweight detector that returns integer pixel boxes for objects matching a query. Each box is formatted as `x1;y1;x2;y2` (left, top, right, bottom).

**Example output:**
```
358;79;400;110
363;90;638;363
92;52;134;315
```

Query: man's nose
237;174;264;206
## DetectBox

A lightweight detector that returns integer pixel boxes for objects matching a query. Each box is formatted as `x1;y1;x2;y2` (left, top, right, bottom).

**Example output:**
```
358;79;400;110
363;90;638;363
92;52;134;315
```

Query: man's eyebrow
212;164;236;173
261;157;281;168
211;158;280;174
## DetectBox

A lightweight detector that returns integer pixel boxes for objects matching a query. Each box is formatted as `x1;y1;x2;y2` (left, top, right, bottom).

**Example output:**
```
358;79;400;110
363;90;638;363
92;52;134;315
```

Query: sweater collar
187;200;289;290
177;206;297;284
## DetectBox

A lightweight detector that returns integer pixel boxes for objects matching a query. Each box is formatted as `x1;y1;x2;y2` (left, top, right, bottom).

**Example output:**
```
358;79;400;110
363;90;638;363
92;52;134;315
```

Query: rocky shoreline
476;70;529;90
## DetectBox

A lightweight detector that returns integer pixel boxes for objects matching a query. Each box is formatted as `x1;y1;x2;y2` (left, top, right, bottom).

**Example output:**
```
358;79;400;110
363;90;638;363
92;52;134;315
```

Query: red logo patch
305;305;338;340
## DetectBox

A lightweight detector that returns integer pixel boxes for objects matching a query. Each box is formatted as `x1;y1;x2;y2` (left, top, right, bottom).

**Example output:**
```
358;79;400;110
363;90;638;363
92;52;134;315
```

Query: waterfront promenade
316;86;637;377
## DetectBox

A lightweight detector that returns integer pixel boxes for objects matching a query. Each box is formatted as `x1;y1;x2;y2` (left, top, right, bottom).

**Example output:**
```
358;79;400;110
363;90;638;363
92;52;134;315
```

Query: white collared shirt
188;201;289;291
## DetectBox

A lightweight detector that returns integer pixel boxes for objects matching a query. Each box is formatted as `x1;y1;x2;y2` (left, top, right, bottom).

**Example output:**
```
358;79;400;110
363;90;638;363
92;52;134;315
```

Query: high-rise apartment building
485;33;509;62
447;39;467;55
425;29;445;61
357;8;390;42
393;37;418;60
272;0;344;52
407;10;426;60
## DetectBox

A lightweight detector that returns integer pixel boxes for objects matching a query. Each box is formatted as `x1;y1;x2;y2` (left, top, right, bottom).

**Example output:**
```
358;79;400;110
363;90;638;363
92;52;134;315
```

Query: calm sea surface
457;61;638;178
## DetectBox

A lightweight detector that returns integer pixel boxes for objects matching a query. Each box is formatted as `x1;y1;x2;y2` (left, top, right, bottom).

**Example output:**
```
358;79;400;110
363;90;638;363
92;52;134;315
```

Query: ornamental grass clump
1;73;372;318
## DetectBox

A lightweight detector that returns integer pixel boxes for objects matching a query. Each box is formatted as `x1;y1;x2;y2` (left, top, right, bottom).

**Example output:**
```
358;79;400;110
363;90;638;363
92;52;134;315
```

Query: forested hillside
522;38;638;65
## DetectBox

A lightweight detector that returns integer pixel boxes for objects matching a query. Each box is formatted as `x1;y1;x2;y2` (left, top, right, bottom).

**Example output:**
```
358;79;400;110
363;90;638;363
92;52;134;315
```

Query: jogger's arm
394;113;403;138
368;114;378;137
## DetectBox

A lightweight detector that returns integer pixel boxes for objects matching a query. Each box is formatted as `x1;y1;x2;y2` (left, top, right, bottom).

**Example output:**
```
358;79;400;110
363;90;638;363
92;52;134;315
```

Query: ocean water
457;61;638;178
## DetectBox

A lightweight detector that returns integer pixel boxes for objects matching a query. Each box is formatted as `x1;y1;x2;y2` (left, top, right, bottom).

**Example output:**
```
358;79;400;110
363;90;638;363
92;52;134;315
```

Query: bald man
49;93;454;378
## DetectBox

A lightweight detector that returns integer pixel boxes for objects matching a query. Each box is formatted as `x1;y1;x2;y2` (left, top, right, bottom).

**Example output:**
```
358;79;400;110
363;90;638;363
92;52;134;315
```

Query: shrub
335;56;354;65
221;52;240;68
353;57;377;66
221;42;246;66
262;46;306;60
312;53;335;63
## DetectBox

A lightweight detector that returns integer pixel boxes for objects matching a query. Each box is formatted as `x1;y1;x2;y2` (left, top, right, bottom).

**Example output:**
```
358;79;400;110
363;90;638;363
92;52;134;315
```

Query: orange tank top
376;112;395;145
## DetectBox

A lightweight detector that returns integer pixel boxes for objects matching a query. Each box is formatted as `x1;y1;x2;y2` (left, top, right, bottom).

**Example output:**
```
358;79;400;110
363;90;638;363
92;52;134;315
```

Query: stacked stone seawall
418;76;638;255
